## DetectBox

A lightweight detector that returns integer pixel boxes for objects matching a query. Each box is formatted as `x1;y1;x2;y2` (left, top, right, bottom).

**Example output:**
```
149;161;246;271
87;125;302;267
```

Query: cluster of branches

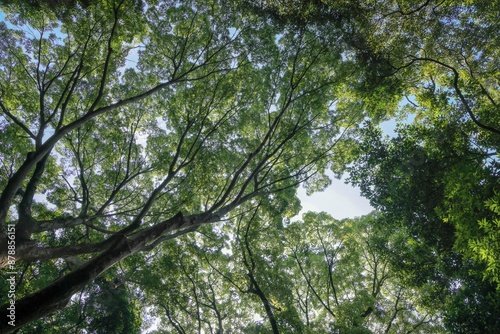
0;0;359;331
1;0;499;332
120;211;444;334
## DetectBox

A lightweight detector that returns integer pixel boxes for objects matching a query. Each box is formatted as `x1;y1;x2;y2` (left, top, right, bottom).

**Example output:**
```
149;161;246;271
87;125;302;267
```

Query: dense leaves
1;0;499;332
0;0;369;331
348;119;500;332
133;211;445;333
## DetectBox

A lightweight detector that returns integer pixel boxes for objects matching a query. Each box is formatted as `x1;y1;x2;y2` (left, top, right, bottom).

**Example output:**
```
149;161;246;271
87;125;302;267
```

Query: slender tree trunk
248;274;280;334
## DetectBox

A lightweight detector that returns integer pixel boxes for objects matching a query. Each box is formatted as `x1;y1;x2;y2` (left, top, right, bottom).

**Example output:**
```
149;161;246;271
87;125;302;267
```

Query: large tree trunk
0;239;111;268
0;212;184;333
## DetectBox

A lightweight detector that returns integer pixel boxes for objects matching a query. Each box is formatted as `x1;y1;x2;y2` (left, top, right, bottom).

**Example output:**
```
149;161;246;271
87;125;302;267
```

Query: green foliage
131;210;444;333
348;117;500;331
18;276;142;334
469;195;500;286
0;0;499;332
0;0;376;331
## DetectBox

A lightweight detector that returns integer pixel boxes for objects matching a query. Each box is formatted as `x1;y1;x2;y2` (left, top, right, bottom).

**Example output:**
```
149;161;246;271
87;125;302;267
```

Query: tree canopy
0;0;499;333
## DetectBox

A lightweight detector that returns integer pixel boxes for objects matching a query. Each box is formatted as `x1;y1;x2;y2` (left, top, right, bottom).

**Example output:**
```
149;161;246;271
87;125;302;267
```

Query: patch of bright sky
1;9;64;42
0;10;9;26
295;174;373;220
295;109;416;220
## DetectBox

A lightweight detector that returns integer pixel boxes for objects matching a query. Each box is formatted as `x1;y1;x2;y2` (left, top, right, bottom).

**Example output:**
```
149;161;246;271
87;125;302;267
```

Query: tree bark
0;212;184;333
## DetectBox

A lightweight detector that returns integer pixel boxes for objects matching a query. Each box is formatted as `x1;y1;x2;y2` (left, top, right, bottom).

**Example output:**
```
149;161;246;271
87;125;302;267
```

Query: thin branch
408;56;500;136
0;100;36;139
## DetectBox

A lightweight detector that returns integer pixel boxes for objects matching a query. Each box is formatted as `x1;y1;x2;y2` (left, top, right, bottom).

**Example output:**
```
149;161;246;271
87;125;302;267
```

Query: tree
35;276;143;333
247;1;500;330
0;0;372;331
2;0;499;332
131;210;445;333
347;119;500;332
285;212;445;333
246;0;500;137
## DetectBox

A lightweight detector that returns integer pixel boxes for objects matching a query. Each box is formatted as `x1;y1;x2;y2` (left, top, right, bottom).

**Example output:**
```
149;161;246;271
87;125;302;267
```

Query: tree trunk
0;212;184;333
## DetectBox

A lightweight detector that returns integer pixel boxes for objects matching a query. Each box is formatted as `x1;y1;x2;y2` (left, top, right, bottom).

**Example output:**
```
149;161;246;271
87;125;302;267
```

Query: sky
297;112;418;221
296;176;373;220
294;118;400;221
